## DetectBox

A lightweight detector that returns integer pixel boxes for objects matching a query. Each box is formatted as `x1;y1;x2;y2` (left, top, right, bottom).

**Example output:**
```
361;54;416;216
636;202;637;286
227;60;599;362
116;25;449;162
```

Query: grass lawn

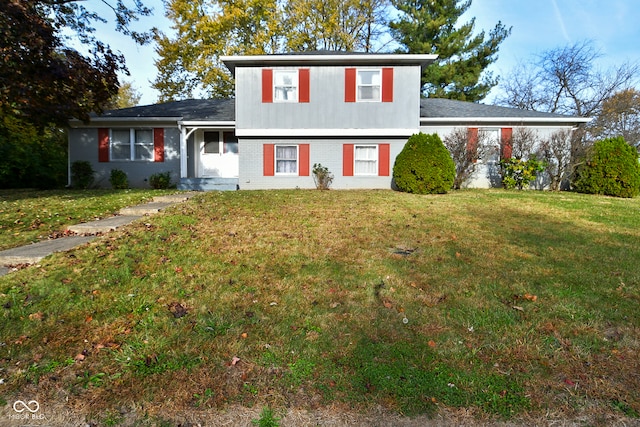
0;189;177;251
0;189;639;425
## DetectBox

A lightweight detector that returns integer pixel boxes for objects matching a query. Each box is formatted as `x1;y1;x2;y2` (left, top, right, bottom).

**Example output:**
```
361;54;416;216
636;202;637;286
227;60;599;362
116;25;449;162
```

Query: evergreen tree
389;0;510;101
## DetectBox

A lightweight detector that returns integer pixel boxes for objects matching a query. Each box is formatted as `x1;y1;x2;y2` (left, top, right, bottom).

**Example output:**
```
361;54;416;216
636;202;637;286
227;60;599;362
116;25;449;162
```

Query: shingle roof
420;98;585;120
96;98;235;121
91;97;585;124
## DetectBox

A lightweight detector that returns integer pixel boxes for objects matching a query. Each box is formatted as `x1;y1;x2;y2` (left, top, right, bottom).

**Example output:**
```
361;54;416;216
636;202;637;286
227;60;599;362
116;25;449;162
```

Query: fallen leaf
383;300;393;309
428;340;437;348
564;378;575;386
512;306;524;312
74;353;85;362
455;252;461;258
85;315;93;323
241;332;248;339
524;293;538;302
28;312;43;321
174;267;183;273
231;356;241;366
168;302;188;318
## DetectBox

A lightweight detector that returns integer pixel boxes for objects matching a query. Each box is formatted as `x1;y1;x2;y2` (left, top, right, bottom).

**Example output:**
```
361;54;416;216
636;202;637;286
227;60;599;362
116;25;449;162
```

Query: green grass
0;189;639;423
0;189;178;250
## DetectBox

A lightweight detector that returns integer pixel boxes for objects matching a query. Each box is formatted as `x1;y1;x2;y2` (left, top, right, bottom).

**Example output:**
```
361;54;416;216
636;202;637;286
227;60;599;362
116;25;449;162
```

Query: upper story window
262;69;310;103
274;70;299;102
110;129;153;161
345;67;393;103
357;70;381;102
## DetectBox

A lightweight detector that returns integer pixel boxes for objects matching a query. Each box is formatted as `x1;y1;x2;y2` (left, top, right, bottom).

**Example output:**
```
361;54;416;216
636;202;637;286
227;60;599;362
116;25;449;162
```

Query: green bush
573;137;640;198
70;161;95;189
393;132;455;194
149;171;175;189
109;169;129;189
500;157;546;190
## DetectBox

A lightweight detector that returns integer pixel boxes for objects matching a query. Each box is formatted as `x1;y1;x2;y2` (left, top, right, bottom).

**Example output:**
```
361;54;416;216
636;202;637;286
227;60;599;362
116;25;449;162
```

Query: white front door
199;131;239;178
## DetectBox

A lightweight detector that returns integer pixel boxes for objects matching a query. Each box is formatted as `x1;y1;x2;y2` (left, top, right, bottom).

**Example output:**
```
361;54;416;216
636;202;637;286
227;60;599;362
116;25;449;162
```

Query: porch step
178;178;239;191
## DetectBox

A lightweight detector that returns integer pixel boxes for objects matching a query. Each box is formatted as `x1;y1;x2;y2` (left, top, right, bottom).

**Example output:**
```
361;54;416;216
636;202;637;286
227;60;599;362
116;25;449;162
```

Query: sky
95;0;640;105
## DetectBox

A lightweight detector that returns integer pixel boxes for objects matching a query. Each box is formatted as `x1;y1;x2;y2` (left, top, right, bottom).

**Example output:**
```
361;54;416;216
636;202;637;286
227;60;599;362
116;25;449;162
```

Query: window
354;145;378;175
110;129;153;161
357;70;381;102
274;70;298;102
203;131;220;154
275;145;298;174
223;132;239;154
479;129;500;164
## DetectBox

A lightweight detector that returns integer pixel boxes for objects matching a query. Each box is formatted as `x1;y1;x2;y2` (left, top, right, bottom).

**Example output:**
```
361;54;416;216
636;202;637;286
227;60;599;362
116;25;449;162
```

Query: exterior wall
68;127;181;188
238;138;408;190
235;65;421;134
420;124;576;189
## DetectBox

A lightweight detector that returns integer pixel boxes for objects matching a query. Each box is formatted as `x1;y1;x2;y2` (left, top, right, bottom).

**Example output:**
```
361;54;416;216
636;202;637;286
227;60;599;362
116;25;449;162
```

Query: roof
420;98;590;123
221;52;438;75
81;98;588;125
94;98;235;122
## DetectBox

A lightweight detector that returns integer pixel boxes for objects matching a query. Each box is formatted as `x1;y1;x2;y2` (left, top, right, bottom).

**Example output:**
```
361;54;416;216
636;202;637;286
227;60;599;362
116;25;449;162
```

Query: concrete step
0;236;96;266
67;215;142;235
119;202;172;216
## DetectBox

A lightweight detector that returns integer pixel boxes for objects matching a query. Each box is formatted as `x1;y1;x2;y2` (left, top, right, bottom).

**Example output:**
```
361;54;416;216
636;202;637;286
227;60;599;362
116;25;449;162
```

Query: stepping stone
67;215;142;235
0;236;96;266
153;192;199;203
119;202;172;216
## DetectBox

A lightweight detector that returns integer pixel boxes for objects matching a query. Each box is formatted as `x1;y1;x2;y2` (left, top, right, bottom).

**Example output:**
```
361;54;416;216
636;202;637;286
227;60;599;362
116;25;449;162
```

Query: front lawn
0;190;639;425
0;189;177;251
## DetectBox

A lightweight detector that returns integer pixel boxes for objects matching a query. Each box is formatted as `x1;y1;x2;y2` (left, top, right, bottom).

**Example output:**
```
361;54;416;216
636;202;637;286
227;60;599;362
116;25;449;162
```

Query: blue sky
100;0;640;105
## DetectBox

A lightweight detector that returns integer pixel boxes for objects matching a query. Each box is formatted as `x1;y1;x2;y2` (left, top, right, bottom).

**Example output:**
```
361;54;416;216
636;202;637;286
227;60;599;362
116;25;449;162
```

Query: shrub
393;132;455;194
70;161;95;189
109;169;129;189
572;136;640;198
499;157;546;190
312;163;333;190
149;171;175;189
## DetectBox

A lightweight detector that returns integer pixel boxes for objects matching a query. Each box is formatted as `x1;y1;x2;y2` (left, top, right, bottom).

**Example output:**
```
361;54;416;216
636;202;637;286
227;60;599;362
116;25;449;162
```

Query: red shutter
98;128;109;162
299;144;310;176
378;143;390;176
299;69;310;103
501;128;513;159
153;128;164;162
381;68;394;103
467;128;479;163
345;68;356;103
262;69;273;103
263;144;275;176
343;144;354;176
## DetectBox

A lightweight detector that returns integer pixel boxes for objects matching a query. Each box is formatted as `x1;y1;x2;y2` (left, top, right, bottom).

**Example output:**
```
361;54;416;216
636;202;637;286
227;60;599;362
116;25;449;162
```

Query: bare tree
496;40;638;118
591;88;640;149
538;127;589;191
443;127;490;189
510;127;539;159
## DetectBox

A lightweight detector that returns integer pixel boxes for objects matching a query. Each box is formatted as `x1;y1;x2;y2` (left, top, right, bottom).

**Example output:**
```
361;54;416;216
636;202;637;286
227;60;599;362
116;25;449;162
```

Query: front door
200;131;238;178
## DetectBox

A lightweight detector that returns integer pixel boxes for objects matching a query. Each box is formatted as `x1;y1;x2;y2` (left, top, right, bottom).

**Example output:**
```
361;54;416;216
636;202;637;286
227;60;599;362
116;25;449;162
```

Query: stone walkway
0;192;198;277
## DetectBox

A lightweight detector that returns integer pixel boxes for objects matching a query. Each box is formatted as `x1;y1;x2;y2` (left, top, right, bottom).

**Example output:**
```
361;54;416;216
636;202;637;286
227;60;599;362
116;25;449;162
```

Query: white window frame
274;145;299;175
109;128;154;162
273;70;299;103
478;128;500;165
354;144;378;176
356;69;382;102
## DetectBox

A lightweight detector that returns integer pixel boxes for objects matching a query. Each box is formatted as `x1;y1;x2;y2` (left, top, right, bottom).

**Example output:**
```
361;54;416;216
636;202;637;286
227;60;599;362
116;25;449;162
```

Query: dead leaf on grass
512;306;524;312
168;302;188;318
28;312;43;321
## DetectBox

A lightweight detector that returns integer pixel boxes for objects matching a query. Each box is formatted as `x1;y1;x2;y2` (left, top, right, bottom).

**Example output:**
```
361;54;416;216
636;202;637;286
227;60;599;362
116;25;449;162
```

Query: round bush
393;132;456;194
573;136;640;198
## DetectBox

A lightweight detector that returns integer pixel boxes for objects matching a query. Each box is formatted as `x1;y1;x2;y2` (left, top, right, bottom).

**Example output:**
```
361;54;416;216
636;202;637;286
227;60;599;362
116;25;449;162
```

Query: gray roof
92;97;585;123
420;98;586;121
97;98;235;121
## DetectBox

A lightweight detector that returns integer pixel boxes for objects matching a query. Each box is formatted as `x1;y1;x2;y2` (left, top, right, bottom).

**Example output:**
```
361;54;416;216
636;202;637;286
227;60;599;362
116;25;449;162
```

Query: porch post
180;126;187;178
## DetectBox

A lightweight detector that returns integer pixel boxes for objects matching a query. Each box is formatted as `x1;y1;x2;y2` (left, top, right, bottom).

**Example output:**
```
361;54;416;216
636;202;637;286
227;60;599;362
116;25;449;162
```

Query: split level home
68;52;590;190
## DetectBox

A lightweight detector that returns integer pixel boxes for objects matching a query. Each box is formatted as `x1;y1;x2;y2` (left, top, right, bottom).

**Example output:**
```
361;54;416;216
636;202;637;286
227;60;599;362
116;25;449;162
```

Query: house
68;52;590;190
